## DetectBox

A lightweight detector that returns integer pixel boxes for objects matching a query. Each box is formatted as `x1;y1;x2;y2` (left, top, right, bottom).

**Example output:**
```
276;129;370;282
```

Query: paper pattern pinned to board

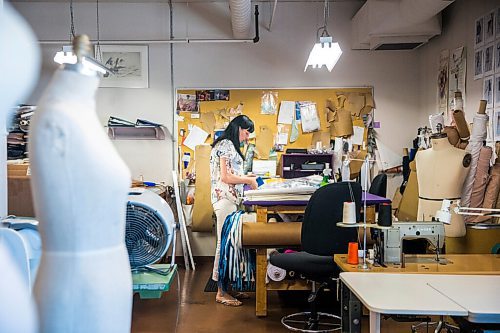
375;138;402;170
183;125;209;151
255;125;274;159
277;101;295;124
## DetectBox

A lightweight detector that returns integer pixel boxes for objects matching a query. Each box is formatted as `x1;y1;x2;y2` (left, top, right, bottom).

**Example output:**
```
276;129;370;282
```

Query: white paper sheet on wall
277;101;295;124
299;102;320;133
183;125;209;151
352;126;365;145
375;138;402;170
276;133;288;145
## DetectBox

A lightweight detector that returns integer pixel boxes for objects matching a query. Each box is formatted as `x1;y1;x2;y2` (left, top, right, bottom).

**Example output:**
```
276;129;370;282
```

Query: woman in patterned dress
210;115;258;306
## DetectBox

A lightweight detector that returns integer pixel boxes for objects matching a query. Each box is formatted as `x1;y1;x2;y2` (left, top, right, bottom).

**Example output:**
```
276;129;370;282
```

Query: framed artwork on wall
496;7;500;38
484;43;494;76
496;40;500;73
475;16;484;48
96;45;149;88
484;10;495;44
474;48;484;80
495;74;500;107
484;75;494;108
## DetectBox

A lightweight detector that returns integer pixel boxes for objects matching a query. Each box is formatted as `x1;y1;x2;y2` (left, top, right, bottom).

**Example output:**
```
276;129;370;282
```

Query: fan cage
126;203;169;268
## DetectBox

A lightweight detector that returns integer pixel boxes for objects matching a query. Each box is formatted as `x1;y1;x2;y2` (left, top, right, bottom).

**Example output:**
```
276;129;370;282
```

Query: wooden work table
243;193;391;317
334;254;500;274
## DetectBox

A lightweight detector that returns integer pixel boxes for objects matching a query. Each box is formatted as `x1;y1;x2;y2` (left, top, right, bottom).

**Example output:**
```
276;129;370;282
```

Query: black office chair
270;182;360;332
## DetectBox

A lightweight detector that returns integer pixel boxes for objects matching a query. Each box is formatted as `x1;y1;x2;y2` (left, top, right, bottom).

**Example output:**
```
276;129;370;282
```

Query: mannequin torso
30;69;132;332
416;136;470;237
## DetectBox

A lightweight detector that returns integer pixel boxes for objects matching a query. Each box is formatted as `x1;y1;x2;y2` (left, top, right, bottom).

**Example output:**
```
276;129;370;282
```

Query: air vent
374;42;423;50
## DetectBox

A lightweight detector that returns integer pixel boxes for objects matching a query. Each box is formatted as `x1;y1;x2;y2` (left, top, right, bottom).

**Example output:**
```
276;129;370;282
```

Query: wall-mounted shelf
279;153;334;179
107;126;167;140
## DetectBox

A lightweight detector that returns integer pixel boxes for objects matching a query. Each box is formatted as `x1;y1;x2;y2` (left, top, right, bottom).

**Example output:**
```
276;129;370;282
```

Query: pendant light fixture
304;0;342;72
53;0;112;75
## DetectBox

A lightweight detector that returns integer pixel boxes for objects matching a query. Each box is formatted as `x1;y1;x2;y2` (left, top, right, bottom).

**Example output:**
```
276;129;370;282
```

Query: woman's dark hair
212;115;254;159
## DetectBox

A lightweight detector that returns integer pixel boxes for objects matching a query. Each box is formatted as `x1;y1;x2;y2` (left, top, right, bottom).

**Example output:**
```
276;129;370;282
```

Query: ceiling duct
229;0;252;39
351;0;454;50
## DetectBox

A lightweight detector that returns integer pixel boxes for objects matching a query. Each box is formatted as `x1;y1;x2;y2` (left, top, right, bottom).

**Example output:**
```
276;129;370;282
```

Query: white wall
418;0;499;123
13;0;423;256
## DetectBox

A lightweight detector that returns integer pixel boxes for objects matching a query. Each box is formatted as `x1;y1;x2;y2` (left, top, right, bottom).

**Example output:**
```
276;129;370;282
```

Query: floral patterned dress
210;139;244;205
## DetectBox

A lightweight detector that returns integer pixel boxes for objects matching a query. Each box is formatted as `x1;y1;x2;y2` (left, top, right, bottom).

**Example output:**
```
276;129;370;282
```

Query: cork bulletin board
177;87;373;178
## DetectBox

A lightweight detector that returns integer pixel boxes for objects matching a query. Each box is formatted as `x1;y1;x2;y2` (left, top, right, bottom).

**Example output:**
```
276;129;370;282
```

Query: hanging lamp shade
304;36;342;72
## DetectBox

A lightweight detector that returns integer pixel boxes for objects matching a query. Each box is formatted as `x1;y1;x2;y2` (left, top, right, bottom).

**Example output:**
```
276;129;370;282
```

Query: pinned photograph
484;44;494;76
475;16;484;48
97;45;149;88
484;11;495;44
177;94;199;112
214;90;230;101
474;48;484;80
196;90;215;101
484;76;493;108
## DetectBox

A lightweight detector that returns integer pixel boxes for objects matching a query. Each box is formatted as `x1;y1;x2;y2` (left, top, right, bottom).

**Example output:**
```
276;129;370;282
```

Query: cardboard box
7;163;35;217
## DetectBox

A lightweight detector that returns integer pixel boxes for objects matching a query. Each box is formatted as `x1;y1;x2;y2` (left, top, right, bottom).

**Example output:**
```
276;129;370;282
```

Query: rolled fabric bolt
443;126;460;146
267;263;286;282
342;202;356;224
453;110;470;140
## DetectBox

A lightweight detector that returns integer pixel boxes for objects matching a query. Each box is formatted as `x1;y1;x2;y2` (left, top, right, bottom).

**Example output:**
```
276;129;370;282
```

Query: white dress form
30;68;132;332
416;136;470;237
0;4;40;333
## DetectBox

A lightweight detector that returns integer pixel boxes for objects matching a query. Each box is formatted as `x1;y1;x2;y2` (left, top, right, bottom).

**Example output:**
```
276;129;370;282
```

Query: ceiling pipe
39;6;260;45
229;0;252;39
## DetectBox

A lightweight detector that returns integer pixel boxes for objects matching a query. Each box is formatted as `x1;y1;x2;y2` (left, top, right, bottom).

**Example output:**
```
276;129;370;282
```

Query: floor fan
125;188;176;275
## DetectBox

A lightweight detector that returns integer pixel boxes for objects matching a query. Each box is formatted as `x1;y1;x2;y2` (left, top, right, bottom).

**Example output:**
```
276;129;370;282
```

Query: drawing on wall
97;45;149;88
495;74;500;106
474;48;484;80
484;44;494;76
475;16;484;48
438;49;449;115
496;40;500;73
494;108;500;141
484;75;493;108
484;11;495;44
496;7;500;37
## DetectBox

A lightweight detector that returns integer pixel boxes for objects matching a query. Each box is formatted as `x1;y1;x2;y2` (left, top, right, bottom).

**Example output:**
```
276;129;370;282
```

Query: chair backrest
301;182;361;256
369;173;387;197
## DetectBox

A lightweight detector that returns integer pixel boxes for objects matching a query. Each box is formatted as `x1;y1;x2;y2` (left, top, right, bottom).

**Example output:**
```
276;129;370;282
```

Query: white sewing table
339;272;500;333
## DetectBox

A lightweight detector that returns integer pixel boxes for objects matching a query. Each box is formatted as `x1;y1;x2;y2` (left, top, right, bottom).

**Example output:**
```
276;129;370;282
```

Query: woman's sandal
229;291;250;299
216;296;242;307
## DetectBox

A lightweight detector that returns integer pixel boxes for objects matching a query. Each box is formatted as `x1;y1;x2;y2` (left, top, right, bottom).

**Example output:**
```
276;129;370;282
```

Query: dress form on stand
415;133;470;237
0;4;40;333
30;36;132;333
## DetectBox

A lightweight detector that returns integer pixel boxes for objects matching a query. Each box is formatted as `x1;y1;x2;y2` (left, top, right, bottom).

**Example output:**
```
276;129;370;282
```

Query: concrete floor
131;259;421;333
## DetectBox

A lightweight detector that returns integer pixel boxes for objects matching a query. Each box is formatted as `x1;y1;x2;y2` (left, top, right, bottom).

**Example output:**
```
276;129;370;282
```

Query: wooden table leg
255;207;268;316
256;248;267;317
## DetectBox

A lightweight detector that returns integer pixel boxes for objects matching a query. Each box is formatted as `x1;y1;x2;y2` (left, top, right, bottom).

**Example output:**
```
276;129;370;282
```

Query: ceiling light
304;0;342;72
53;0;112;76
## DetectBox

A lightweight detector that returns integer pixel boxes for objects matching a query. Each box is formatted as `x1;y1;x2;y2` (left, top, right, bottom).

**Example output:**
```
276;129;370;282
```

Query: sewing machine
372;221;445;265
